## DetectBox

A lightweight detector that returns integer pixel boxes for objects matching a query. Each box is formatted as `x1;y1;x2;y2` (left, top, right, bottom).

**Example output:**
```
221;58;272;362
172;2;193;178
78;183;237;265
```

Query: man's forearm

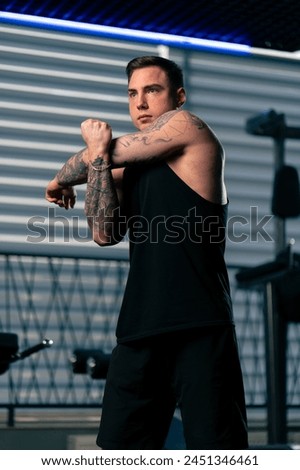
55;148;88;187
85;163;121;245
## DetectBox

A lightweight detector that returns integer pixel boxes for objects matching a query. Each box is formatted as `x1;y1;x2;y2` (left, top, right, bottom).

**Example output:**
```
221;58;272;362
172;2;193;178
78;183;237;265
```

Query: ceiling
1;0;300;53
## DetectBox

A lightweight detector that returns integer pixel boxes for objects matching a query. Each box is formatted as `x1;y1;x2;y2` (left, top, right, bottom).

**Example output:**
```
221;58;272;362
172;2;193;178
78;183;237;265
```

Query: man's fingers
46;196;65;208
62;191;77;210
46;187;76;210
46;196;59;204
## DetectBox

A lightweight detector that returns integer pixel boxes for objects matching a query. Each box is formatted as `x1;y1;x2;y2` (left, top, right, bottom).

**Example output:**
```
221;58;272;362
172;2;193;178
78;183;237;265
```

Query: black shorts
97;326;248;450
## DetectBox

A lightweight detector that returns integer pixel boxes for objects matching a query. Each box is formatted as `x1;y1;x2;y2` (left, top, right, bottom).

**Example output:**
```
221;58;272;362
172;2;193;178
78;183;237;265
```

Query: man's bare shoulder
158;109;204;127
174;109;205;126
168;110;222;152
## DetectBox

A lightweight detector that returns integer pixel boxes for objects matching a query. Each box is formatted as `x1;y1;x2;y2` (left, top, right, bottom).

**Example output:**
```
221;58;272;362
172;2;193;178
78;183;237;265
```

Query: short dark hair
126;56;184;92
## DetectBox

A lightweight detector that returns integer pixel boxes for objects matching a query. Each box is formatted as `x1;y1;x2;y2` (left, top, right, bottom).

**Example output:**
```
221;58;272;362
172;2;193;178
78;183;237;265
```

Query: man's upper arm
110;110;193;166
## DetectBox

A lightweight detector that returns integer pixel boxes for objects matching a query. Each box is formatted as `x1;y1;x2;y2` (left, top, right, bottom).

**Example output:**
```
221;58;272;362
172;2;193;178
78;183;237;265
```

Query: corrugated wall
1;23;300;266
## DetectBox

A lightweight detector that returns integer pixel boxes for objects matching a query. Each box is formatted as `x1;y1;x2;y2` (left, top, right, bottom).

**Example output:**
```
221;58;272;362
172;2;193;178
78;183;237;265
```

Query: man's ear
176;87;186;108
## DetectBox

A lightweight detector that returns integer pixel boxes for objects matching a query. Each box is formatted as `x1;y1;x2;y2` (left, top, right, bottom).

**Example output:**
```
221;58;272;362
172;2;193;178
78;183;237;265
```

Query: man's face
128;66;178;130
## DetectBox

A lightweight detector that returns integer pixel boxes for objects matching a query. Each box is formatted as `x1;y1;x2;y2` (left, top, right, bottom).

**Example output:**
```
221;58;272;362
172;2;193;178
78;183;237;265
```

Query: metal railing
1;248;300;426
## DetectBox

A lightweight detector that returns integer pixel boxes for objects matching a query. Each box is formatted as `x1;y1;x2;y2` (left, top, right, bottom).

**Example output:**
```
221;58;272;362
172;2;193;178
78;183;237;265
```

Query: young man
45;56;248;450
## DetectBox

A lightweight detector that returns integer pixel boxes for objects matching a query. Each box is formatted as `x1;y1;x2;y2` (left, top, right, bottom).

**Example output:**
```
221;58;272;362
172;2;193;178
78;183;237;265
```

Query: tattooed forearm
85;164;121;244
56;148;88;187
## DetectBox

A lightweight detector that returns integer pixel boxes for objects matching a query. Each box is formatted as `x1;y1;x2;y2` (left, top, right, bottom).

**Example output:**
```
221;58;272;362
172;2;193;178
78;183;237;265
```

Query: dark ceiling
1;0;300;53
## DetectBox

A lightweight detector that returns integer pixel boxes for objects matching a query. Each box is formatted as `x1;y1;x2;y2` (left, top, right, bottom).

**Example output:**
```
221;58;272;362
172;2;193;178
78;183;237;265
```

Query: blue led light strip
0;11;251;56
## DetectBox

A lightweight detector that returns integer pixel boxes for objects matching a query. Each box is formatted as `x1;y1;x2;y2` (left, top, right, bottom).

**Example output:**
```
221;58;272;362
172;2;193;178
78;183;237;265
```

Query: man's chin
137;122;152;131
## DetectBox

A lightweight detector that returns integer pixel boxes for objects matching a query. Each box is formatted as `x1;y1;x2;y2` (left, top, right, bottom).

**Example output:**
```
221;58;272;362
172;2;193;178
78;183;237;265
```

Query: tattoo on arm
189;113;205;130
85;165;121;243
109;110;206;166
56;149;88;187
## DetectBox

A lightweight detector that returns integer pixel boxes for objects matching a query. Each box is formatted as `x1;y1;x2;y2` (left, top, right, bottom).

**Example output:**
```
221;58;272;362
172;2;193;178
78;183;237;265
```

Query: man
45;56;248;450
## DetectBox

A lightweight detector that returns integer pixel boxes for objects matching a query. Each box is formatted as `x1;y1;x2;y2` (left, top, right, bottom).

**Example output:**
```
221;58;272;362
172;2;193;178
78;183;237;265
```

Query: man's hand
80;119;112;163
45;179;77;210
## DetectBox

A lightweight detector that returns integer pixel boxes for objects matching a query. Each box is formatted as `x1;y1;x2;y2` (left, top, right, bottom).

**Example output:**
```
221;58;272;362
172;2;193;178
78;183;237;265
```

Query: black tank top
116;162;234;343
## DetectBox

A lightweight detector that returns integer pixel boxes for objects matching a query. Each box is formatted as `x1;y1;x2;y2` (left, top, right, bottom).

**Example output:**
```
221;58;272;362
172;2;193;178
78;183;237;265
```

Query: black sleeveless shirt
116;162;234;343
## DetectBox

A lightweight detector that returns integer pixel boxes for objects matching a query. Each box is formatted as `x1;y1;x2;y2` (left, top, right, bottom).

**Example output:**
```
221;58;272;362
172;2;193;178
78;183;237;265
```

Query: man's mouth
138;114;152;120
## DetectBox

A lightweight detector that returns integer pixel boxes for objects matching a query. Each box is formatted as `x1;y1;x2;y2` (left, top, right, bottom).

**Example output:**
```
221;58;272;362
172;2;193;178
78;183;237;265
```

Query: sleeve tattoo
56;149;88;186
85;164;122;243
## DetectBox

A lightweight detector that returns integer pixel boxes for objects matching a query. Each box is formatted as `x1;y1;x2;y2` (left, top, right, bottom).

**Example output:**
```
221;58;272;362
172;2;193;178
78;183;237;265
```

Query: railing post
264;281;287;444
7;404;15;427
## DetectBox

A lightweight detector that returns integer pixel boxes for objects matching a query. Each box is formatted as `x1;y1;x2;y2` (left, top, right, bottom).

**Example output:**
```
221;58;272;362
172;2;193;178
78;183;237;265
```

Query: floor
1;408;300;450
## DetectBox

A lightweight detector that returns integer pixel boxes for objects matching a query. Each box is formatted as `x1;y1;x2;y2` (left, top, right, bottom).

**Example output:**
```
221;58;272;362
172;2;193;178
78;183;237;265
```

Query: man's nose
137;94;148;109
